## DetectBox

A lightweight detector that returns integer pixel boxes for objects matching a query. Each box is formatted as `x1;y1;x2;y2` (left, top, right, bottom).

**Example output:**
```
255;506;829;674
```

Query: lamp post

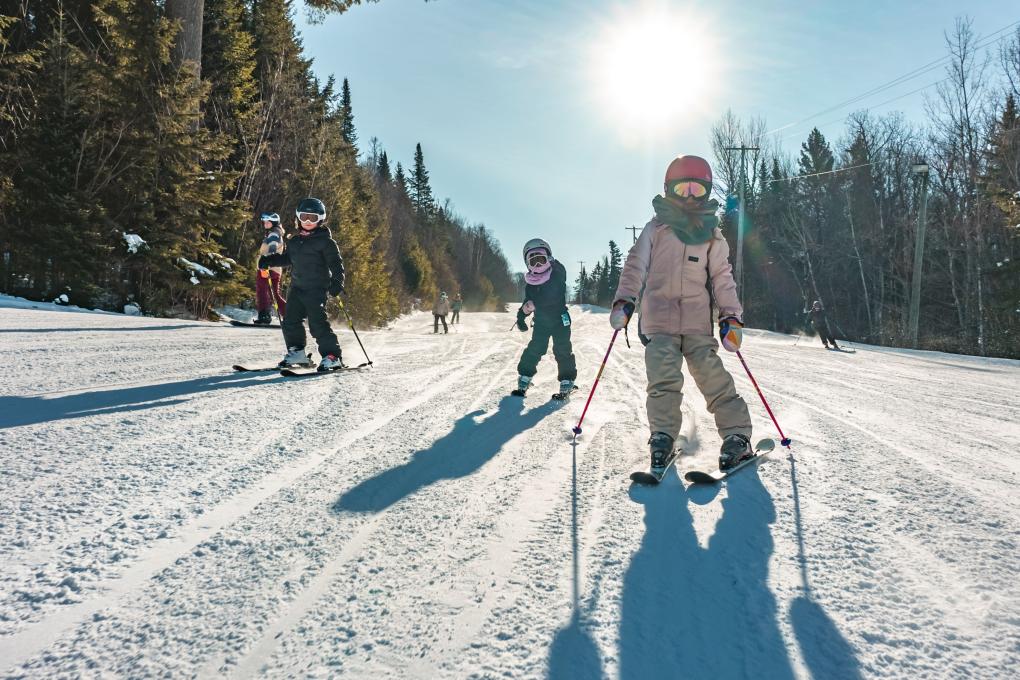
908;161;929;348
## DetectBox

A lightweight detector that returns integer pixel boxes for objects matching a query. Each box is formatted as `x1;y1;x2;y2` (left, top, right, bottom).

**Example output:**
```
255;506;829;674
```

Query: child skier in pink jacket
610;154;753;476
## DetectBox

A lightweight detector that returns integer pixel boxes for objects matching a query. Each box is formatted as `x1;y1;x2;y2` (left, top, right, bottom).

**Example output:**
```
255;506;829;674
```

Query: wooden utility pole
909;163;930;348
625;225;640;244
723;145;759;295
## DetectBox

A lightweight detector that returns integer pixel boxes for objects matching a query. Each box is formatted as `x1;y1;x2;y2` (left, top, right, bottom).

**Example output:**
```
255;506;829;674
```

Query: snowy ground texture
1;304;1018;679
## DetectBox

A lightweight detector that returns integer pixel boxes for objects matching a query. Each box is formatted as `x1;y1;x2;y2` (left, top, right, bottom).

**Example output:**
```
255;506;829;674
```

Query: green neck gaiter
652;194;720;244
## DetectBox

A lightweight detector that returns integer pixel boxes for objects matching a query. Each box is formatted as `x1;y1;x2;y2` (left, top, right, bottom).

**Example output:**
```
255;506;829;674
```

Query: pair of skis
228;320;279;329
232;363;369;377
630;437;776;486
511;385;579;401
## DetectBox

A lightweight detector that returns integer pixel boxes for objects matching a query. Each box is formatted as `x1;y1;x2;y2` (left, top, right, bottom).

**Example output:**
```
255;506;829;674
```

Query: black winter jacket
259;227;344;294
521;260;568;323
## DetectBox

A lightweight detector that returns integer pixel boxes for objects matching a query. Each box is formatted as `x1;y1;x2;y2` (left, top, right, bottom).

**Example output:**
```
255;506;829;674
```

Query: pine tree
339;76;357;152
377;150;391;181
607;240;622;297
410;142;434;218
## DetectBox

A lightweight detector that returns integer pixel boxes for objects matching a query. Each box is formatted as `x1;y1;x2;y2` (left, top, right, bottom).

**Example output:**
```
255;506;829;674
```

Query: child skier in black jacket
513;238;577;399
258;197;345;371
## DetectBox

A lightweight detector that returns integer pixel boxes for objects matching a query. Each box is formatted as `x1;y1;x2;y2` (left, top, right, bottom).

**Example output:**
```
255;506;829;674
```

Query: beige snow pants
644;334;752;443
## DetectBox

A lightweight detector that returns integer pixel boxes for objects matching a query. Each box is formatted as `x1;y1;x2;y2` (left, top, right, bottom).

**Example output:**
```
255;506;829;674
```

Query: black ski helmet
296;197;326;222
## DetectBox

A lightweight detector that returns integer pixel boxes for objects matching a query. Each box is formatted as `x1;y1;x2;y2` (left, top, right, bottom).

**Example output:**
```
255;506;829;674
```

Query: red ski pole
572;304;633;437
735;349;792;448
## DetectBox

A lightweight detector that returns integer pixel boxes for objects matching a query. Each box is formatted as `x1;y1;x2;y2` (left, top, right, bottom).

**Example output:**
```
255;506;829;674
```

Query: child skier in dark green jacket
258;197;345;371
512;238;577;399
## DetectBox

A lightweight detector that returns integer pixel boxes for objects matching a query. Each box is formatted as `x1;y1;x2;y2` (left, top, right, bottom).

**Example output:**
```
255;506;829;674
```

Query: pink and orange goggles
668;180;710;199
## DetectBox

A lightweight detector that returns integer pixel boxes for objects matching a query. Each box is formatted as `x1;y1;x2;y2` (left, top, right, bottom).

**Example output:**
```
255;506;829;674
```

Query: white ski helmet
522;238;552;263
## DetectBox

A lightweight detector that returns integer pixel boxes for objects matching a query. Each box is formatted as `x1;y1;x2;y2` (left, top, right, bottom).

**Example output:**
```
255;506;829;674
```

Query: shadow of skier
0;373;279;429
333;395;562;514
618;468;798;680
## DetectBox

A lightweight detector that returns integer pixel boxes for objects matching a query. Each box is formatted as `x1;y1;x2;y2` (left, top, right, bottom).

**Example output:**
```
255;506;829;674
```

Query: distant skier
805;300;841;350
258;198;345;371
610;154;753;474
433;292;450;334
513;238;577;399
451;293;463;324
254;212;287;325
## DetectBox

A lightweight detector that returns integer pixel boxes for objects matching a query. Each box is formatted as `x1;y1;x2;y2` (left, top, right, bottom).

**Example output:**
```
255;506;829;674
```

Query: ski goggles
297;212;324;224
668;180;710;199
260;212;280;223
526;251;549;269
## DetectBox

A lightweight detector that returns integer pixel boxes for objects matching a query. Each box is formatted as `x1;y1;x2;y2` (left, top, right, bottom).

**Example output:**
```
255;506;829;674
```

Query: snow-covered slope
1;306;1017;678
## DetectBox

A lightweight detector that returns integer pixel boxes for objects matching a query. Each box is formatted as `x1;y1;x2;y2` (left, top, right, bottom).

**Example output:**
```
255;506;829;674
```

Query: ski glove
516;310;529;332
719;316;743;352
521;300;535;316
609;299;636;330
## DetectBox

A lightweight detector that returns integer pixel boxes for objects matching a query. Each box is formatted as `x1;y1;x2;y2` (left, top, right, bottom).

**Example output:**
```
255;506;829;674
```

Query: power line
767;161;877;184
768;18;1020;138
782;79;944;141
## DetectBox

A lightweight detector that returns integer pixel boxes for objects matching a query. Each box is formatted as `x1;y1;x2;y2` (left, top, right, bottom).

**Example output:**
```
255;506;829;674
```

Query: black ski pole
337;299;373;367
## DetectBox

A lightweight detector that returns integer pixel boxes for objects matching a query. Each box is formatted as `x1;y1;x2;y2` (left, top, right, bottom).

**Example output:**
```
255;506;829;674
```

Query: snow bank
123;234;146;254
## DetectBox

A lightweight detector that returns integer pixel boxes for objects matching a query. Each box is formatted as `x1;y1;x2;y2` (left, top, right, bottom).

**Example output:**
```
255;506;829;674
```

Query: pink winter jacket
614;218;743;336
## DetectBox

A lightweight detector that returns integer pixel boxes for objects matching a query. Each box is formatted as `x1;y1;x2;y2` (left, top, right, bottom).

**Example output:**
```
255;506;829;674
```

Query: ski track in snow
0;307;1018;678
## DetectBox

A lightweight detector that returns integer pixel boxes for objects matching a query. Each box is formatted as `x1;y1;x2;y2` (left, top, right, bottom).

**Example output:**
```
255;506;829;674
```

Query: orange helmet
664;155;712;190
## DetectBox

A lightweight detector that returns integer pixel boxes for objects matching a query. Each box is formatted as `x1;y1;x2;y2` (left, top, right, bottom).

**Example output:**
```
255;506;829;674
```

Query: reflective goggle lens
670;180;709;199
528;253;548;268
297;212;322;224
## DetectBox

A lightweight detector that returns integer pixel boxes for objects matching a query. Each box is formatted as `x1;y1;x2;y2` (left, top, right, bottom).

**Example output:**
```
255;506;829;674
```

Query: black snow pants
517;315;577;381
813;321;839;348
282;286;342;358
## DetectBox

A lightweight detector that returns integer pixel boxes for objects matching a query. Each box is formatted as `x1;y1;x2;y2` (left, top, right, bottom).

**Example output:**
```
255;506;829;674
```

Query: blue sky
296;0;1018;284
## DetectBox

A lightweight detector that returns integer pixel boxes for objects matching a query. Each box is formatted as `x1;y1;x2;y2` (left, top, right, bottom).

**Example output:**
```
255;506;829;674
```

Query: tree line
0;0;515;324
706;19;1018;358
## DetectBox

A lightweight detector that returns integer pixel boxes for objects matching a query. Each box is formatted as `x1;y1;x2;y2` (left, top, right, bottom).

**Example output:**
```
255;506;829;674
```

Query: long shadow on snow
787;453;862;680
334;395;561;514
547;439;602;679
0;373;278;429
619;468;795;680
0;325;200;333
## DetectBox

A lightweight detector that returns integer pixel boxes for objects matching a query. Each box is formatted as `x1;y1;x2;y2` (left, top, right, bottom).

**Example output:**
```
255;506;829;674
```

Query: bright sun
590;5;721;139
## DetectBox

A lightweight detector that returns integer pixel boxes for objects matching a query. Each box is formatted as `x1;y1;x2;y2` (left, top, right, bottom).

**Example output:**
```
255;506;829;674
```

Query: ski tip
629;471;661;486
684;470;720;485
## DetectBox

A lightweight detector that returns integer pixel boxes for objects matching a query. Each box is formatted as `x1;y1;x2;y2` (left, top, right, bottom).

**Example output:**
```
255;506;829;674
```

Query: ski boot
719;433;753;470
552;379;577;401
279;347;313;368
648;432;676;477
253;310;273;325
511;375;531;397
318;353;344;372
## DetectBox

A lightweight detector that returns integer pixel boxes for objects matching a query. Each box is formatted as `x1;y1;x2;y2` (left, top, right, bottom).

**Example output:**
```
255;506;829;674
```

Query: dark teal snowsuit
516;260;577;381
259;226;344;358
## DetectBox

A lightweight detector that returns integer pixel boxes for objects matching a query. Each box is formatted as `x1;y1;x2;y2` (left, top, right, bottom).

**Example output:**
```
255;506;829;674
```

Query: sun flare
590;6;722;139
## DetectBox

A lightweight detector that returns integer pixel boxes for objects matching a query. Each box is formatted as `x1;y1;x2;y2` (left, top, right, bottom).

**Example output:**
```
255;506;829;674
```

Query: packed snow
0;306;1018;678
